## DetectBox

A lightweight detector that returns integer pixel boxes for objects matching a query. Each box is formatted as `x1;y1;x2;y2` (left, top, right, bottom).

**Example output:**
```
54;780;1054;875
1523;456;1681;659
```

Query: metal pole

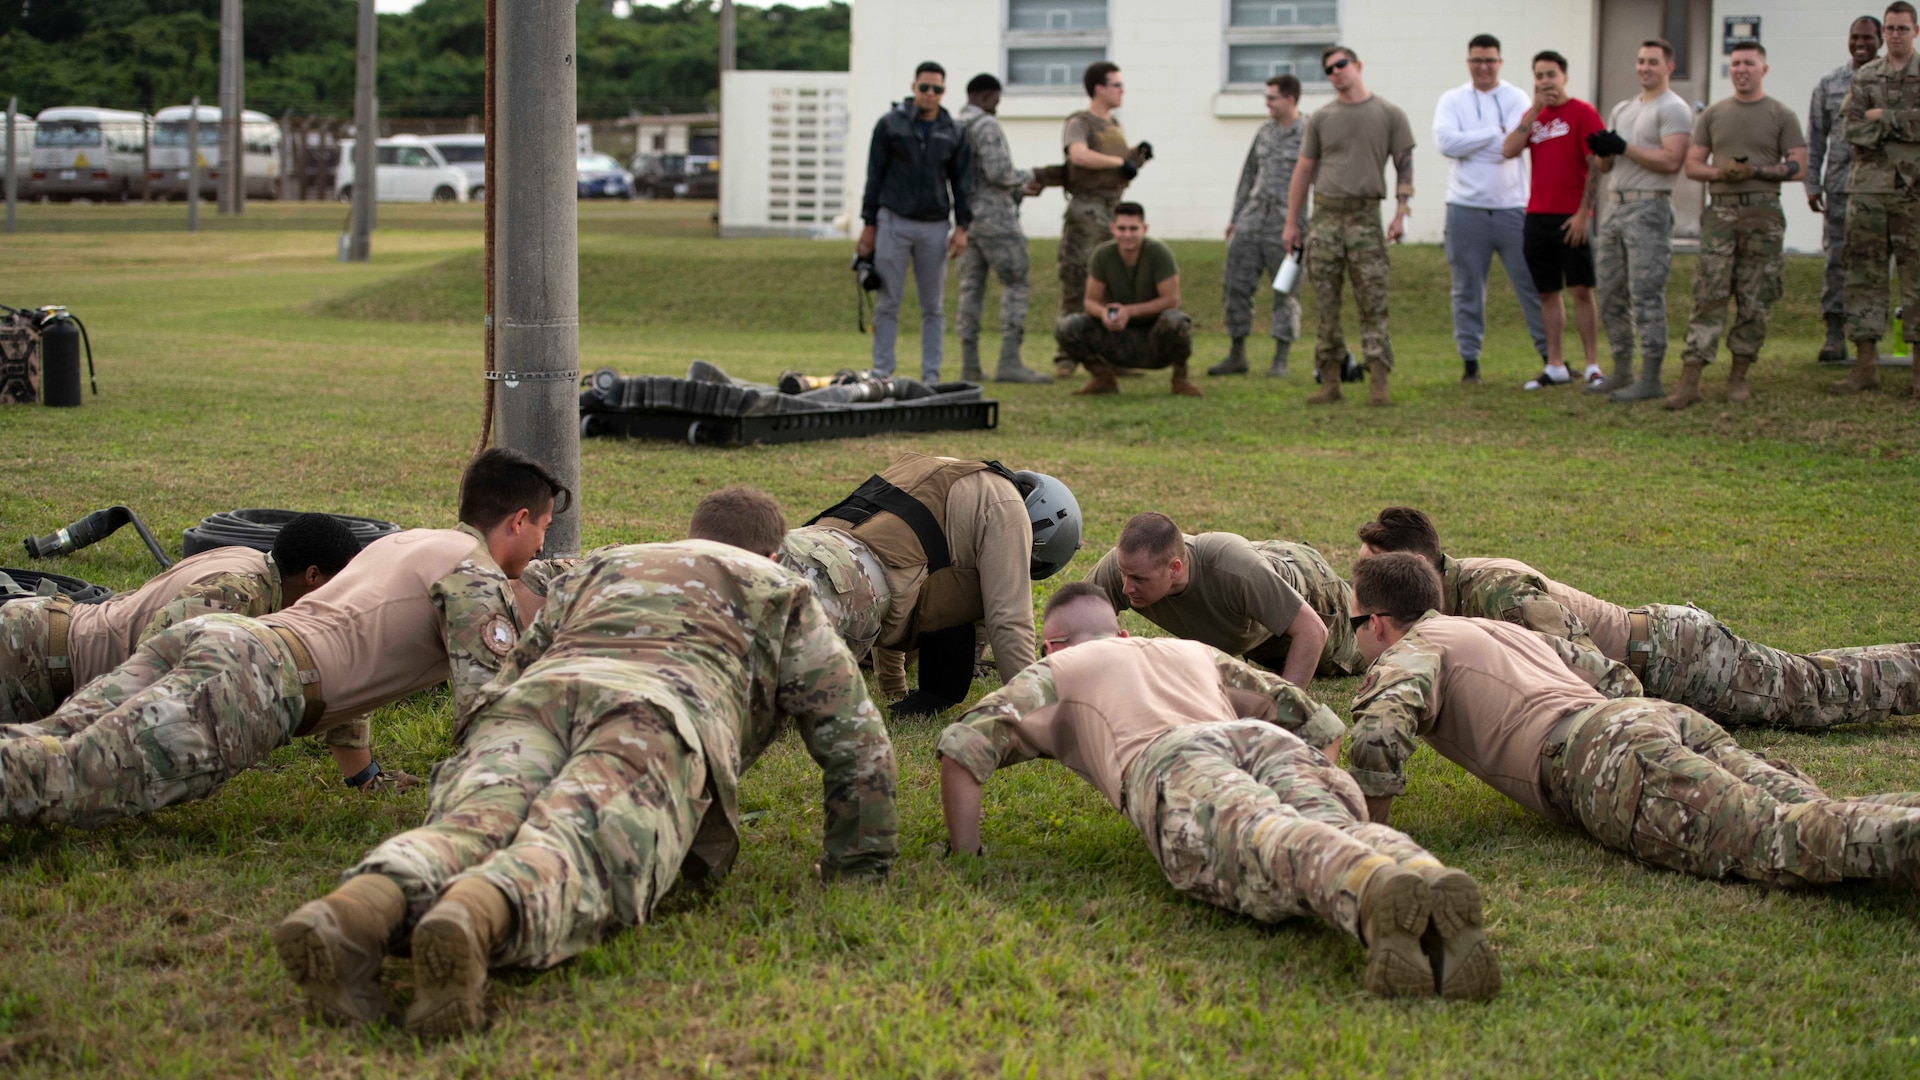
5;97;16;234
492;0;581;557
718;0;734;232
187;97;201;232
218;0;237;214
344;0;376;261
233;0;246;215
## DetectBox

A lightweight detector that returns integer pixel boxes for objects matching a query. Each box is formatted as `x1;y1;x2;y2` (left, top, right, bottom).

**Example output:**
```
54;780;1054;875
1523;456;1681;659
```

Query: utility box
719;70;851;238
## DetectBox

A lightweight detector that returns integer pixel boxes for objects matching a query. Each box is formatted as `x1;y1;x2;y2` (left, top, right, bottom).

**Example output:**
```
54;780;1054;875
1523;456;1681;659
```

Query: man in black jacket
858;61;973;382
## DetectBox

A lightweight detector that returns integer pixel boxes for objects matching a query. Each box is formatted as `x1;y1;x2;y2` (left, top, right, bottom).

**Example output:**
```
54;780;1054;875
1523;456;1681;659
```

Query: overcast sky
376;0;838;11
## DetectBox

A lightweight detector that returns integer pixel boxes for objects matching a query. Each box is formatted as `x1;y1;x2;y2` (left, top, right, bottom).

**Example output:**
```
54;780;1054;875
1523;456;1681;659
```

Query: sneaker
1584;366;1605;388
1523;367;1574;391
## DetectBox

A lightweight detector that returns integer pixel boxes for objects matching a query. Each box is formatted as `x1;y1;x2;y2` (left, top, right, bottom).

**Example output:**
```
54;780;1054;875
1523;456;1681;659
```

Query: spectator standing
857;62;971;383
1587;39;1693;403
1435;34;1550;385
1055;62;1152;378
1281;47;1415;406
1503;51;1606;391
1668;42;1807;409
954;74;1051;384
1808;18;1885;364
1211;74;1305;379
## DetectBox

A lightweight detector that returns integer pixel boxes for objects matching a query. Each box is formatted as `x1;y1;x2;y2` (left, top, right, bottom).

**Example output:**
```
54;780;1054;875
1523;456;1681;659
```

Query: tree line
0;0;848;118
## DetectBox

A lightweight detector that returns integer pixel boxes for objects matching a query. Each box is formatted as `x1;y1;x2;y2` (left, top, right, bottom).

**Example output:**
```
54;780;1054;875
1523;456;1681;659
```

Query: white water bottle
1273;248;1302;295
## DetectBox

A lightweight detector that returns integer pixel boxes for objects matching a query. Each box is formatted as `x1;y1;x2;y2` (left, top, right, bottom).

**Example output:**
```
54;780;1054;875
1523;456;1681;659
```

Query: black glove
1119;159;1139;181
1133;141;1154;162
1585;129;1628;158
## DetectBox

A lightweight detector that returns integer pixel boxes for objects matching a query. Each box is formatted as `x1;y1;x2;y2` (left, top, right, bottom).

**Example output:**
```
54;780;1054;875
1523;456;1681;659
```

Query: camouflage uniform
1224;119;1304;344
955;104;1034;370
1681;197;1786;365
1054;309;1193;372
1306;200;1393;371
1057;110;1133;369
1438;555;1592;646
776;525;892;662
1632;603;1920;729
1246;540;1364;677
1841;53;1920;345
1594;197;1675;370
346;541;897;969
1810;63;1859;321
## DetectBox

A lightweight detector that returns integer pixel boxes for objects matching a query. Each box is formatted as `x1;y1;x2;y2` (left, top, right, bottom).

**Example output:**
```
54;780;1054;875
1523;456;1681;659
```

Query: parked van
421;134;485;200
3;118;32;200
333;136;470;203
31;106;149;201
148;105;282;201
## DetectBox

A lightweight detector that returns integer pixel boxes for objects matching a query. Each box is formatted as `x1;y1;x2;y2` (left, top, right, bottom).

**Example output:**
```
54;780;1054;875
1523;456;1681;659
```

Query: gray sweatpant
872;208;951;380
1444;203;1547;362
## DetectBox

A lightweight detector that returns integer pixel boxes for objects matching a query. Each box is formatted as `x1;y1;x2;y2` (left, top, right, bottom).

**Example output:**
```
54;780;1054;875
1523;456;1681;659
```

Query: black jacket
860;98;972;228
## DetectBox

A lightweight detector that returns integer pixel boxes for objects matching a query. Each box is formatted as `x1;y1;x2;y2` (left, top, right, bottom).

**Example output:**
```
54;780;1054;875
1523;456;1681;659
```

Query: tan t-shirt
1085;532;1304;658
1693;95;1806;195
1300;95;1414;199
1542;578;1632;663
1607;90;1693;192
67;546;268;685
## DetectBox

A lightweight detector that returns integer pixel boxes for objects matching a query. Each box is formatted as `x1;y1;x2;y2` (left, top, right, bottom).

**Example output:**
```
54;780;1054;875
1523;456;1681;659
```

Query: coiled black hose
24;505;172;569
180;509;401;557
0;567;113;605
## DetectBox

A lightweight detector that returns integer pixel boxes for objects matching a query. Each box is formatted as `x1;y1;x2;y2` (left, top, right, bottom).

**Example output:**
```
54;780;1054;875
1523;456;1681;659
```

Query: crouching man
274;487;898;1035
935;582;1499;1000
1054;202;1200;397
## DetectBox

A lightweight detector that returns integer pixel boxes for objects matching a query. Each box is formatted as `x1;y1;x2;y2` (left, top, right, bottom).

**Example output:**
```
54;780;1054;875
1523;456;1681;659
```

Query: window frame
1002;0;1111;94
1220;0;1342;92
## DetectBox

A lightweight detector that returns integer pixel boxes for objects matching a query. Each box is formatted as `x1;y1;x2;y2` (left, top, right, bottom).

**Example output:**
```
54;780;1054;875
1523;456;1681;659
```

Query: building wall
720;70;852;238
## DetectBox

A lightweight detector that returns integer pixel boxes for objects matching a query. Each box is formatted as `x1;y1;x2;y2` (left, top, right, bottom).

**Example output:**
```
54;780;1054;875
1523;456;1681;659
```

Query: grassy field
1;200;1918;1078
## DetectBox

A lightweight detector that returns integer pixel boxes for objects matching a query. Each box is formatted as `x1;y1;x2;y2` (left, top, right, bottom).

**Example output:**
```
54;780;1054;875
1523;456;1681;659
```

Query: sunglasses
1349;612;1374;631
1323;57;1353;75
917;83;946;93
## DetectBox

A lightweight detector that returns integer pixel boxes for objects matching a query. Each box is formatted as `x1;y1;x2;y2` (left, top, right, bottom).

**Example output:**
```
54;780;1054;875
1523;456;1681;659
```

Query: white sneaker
1584;365;1605;387
1523;367;1574;391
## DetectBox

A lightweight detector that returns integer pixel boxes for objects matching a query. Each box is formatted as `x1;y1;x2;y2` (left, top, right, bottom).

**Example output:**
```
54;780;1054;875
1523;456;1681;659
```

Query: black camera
851;253;882;293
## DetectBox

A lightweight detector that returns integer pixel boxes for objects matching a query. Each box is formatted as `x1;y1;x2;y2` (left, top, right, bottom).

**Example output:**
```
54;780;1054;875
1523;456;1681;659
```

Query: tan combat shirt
1300;95;1415;199
1693;95;1806;195
67;546;269;686
1541;577;1633;663
1085;532;1306;659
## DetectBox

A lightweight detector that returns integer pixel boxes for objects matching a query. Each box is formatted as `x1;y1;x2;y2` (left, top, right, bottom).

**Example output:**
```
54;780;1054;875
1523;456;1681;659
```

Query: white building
849;0;1863;253
719;70;852;237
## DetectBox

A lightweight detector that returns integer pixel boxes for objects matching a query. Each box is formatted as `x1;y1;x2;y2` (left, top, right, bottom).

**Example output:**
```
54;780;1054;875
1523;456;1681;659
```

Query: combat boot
959;340;985;384
1074;364;1121;395
1367;362;1390;406
1830;340;1882;394
273;873;406;1025
1053;354;1076;379
1267;340;1291;377
1170;361;1204;397
1357;864;1433;998
993;346;1052;384
1587;359;1634;394
1609;357;1665;402
1414;866;1500;1001
1306;360;1343;404
1663;361;1705;410
1208;336;1249;376
1725;355;1755;403
406;877;511;1037
1817;314;1848;365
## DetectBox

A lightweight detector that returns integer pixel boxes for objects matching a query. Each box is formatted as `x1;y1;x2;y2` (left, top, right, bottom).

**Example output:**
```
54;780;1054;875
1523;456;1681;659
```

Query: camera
851;253;882;293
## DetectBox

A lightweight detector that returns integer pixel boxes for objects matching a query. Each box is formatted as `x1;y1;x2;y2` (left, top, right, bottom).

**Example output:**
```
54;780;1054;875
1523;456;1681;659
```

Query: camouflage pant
0;613;304;829
0;596;61;727
1542;698;1920;887
349;663;709;970
1842;190;1920;344
776;526;891;663
1305;200;1392;371
1636;604;1920;730
1054;309;1194;372
1057;193;1120;318
1223;205;1300;342
1681;198;1784;364
1245;541;1364;677
1822;192;1848;318
954;228;1031;362
1595;196;1674;365
1124;721;1440;939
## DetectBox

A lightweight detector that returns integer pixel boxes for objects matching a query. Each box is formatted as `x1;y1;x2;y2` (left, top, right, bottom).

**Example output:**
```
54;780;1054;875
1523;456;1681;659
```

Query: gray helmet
1017;471;1081;580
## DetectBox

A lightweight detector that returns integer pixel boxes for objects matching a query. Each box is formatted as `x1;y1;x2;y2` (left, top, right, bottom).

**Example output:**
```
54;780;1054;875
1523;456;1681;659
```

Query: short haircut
967;72;1002;95
1267;74;1302;100
1356;506;1444;567
272;513;361;578
1321;45;1359;66
1351;553;1443;627
688;486;786;556
1468;33;1501;53
459;447;570;531
1042;579;1113;619
915;61;946;79
1641;38;1675;61
1858;14;1885;32
1533;50;1569;74
1115;511;1182;562
1730;41;1767;58
1083;60;1120;97
1113;200;1145;220
1889;3;1917;25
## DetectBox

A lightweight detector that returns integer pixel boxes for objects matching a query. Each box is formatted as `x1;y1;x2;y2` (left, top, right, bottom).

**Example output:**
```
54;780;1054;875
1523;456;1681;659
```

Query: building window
1005;0;1108;90
1223;0;1339;89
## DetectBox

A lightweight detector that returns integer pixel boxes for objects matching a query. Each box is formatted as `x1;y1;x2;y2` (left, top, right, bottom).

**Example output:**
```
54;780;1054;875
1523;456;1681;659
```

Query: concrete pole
5;97;16;235
187;97;201;232
492;0;581;557
218;0;238;214
344;0;377;261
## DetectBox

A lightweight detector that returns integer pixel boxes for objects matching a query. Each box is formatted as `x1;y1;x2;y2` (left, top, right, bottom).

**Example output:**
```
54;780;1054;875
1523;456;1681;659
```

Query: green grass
2;200;1919;1078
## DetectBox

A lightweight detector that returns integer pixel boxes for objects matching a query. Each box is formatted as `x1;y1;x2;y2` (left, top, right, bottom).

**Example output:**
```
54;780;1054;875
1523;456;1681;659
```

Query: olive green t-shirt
1083;532;1306;657
1088;237;1178;307
1299;95;1414;199
1693;95;1806;195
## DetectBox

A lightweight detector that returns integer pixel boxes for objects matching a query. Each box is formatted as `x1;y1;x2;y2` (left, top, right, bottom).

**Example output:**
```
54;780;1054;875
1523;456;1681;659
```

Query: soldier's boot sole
405;903;493;1037
1663;362;1705;410
1417;868;1501;1001
1359;866;1433;998
1725;357;1754;404
273;900;390;1025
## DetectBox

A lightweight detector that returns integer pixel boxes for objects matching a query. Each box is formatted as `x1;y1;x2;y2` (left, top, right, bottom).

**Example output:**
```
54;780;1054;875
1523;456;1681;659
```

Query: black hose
69;312;96;395
24;505;173;569
0;567;114;605
180;509;401;557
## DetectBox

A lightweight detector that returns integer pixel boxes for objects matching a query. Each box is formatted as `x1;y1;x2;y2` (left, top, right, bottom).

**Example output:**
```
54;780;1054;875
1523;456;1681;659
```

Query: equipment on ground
1;303;96;406
180;509;402;557
0;567;113;605
24;505;172;568
1313;350;1365;384
1016;471;1081;580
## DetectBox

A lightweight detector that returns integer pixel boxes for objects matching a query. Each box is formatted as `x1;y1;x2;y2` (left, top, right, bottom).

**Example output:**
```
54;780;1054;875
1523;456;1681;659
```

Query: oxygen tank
38;311;81;407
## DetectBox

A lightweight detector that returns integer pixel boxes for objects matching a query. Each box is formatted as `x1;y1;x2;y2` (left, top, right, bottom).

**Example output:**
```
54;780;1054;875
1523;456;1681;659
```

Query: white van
421;134;485;200
31;106;149;201
148;105;282;201
3;118;33;199
333;136;470;203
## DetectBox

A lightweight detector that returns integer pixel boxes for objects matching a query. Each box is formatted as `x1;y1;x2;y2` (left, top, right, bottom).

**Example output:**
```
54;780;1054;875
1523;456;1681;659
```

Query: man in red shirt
1503;50;1604;390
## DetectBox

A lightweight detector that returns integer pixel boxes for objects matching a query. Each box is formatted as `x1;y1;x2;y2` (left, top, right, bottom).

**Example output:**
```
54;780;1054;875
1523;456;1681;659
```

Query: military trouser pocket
133;716;224;805
1626;749;1738;879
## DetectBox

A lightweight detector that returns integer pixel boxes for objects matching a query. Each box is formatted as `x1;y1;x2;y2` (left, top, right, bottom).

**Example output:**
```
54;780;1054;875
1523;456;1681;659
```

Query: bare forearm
940;757;984;854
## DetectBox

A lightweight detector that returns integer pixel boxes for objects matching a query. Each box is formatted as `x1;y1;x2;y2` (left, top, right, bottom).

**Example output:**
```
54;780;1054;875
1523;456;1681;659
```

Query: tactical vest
810;454;1023;640
1064;110;1130;199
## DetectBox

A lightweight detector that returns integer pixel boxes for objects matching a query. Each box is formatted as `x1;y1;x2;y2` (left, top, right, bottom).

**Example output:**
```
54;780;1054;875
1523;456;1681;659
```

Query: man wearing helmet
785;453;1081;718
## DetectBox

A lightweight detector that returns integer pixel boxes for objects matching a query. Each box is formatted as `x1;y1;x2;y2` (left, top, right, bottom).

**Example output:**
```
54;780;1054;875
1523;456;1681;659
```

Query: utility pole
343;0;377;261
187;97;201;232
218;0;242;214
5;97;16;235
491;0;582;557
718;0;734;231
